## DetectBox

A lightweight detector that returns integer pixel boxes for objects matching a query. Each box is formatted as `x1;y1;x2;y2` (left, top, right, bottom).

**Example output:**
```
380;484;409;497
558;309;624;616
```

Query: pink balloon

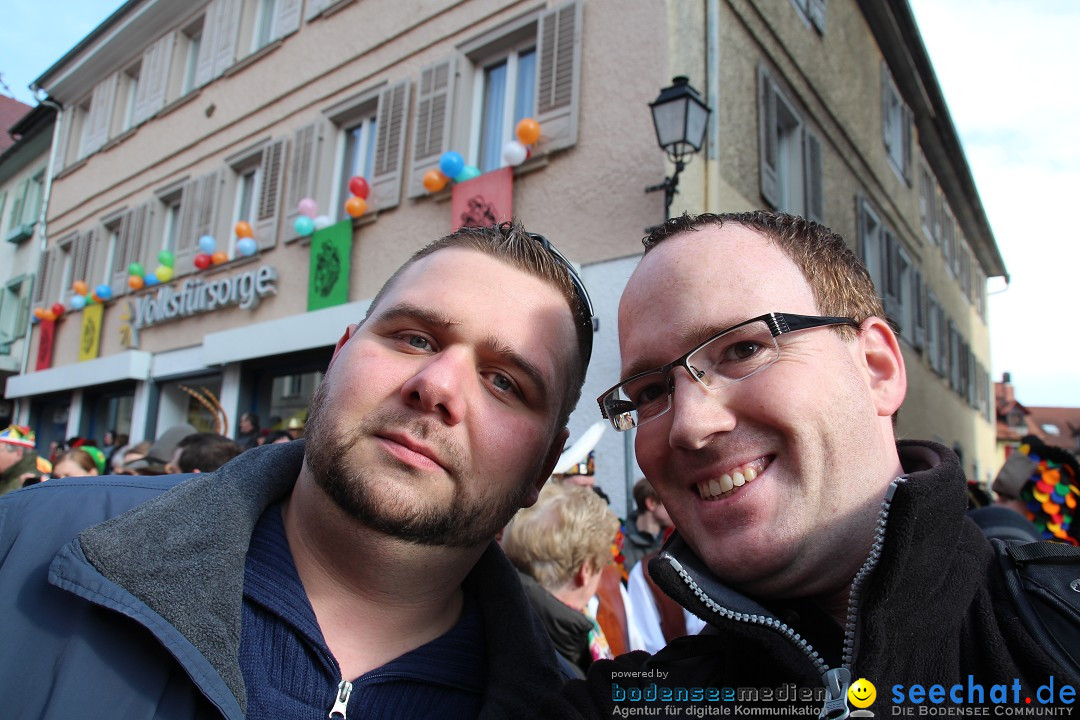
298;197;318;218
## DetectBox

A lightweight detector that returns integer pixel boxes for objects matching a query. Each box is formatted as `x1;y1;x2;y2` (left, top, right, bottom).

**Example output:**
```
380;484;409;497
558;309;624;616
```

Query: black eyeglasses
524;230;596;363
597;312;860;431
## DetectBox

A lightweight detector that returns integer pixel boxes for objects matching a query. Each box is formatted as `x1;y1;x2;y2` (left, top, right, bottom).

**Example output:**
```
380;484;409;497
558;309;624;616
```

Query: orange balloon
42;310;56;322
235;221;254;239
345;195;368;218
73;280;89;295
129;275;145;290
33;307;47;320
212;251;228;265
422;169;449;193
516;117;541;145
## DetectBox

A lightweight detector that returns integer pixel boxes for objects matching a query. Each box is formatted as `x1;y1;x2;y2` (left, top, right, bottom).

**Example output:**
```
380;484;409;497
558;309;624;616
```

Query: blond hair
502;483;618;592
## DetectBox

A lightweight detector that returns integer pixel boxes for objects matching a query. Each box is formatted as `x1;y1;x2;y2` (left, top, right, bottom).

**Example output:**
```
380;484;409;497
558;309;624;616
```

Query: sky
1;0;1078;406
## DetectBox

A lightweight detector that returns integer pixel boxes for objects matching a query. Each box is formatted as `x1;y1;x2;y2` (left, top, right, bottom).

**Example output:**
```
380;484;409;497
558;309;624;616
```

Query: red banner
35;319;55;371
451;166;513;231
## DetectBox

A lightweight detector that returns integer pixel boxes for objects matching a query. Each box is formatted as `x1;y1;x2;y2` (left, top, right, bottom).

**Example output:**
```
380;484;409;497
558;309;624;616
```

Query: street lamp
646;76;711;220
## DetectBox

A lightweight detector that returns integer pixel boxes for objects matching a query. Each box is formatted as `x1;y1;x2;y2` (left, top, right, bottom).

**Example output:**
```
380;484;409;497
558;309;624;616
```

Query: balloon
237;238;257;257
70;295;86;311
502;140;527;167
422;169;449;193
155;265;174;282
455;165;481;182
51;302;65;318
42;310;56;322
516;117;541;145
198;235;217;254
313;214;333;230
348;176;370;199
212;251;228;265
95;284;113;301
294;215;315;236
33;307;47;320
345;196;367;218
438;151;465;180
127;262;144;277
129;275;145;290
144;274;159;287
235;221;254;239
194;253;213;270
298;197;319;218
85;293;97;304
73;280;89;295
157;250;174;268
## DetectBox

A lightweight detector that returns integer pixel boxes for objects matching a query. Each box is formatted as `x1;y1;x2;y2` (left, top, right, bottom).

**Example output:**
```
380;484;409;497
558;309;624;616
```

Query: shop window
407;0;582;197
758;65;824;223
882;62;913;184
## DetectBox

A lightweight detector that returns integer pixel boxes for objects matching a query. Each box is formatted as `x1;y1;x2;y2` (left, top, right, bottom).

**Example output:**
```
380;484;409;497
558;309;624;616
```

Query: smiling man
546;212;1073;717
0;221;594;720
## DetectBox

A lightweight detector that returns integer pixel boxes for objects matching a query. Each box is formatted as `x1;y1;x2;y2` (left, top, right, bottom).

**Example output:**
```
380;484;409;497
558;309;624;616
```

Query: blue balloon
198;235;217;254
439;151;465;180
455;165;481;182
237;237;257;256
95;284;113;301
70;294;86;311
294;215;315;237
144;273;160;287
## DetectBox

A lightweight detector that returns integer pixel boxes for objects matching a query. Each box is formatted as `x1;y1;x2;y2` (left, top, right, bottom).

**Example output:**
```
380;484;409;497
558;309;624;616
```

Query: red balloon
194;253;213;270
348;176;370;199
51;302;65;318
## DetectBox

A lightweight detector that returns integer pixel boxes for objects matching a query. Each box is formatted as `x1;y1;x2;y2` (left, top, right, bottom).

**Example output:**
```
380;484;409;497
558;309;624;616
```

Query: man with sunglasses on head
546;211;1074;717
0;220;595;719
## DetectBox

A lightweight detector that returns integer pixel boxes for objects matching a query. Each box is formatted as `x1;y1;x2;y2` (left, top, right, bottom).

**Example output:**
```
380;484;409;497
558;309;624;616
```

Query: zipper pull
328;680;352;719
819;667;851;720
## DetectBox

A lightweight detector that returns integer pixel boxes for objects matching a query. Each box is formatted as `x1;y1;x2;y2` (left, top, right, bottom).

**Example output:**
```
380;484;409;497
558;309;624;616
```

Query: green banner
308;219;353;311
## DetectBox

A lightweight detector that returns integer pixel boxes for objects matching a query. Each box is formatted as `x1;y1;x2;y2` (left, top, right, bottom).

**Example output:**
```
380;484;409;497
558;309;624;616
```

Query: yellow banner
79;302;104;362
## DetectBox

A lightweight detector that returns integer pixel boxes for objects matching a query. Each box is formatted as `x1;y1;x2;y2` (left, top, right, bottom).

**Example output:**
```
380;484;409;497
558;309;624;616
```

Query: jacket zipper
661;478;903;720
329;679;352;719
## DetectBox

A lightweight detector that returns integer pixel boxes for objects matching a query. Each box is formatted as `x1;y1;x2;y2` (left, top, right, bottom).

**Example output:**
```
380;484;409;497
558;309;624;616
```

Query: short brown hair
366;219;592;427
644;211;884;338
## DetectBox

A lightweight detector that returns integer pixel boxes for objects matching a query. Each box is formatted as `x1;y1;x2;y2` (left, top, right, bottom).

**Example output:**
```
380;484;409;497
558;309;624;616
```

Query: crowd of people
1;213;1078;718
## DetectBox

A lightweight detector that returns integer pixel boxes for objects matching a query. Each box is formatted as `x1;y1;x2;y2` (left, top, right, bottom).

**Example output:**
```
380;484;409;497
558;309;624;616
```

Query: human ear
326;324;357;371
858;317;906;417
522;427;570;507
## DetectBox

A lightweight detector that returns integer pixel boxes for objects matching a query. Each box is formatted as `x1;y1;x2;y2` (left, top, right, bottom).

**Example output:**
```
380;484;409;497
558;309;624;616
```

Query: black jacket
518;569;594;678
0;440;563;719
544;441;1073;716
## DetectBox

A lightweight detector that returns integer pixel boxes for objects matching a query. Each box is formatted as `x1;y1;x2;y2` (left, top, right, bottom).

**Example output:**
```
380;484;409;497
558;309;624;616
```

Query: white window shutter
534;0;583;154
913;268;926;351
306;0;330;20
803;129;824;224
275;0;302;39
213;0;242;78
8;179;27;232
33;247;56;305
370;80;410;212
175;173;221;275
408;56;456;198
133;33;175;125
807;0;827;33
72;230;93;293
757;66;779;208
881;63;893;152
53;108;72;172
194;0;222;88
883;229;900;326
255;138;288;250
286;120;325;225
82;74;119;156
901;104;913;183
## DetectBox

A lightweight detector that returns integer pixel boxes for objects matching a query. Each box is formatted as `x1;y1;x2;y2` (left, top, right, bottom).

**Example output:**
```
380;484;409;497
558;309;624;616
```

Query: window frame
758;65;825;223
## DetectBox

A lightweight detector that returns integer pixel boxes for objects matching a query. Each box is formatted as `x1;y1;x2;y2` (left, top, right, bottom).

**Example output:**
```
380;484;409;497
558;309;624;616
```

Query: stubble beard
304;381;538;548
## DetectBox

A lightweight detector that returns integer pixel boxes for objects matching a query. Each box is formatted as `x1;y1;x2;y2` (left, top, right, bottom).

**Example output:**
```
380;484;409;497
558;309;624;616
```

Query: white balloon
313;214;333;230
502;140;528;167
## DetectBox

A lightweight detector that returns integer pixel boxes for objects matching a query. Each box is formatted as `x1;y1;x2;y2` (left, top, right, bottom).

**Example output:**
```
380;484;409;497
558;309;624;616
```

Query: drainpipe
14;94;63;421
706;0;720;211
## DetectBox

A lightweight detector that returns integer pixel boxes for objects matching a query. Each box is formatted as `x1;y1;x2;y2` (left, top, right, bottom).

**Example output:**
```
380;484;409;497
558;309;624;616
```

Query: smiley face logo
848;678;876;708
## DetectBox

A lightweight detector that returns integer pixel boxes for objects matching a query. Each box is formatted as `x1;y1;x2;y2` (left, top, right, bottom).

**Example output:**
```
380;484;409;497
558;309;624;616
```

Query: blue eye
407;335;431;350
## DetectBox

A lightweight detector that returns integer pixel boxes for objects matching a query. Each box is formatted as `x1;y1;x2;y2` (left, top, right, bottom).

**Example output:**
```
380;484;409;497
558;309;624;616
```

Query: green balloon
158;250;175;268
128;262;144;277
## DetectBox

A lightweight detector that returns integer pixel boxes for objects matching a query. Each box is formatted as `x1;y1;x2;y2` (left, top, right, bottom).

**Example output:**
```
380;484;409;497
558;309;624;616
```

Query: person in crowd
52;446;107;479
991;434;1079;545
112;440;151;473
547;211;1075;716
236;413;261;450
0;425;42;496
263;429;293;445
163;432;244;474
502;482;620;677
0;220;594;719
122;424;198;475
620;478;672;572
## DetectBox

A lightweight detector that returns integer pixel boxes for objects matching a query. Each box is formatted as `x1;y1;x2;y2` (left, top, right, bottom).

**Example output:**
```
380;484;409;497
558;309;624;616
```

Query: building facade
3;0;1003;511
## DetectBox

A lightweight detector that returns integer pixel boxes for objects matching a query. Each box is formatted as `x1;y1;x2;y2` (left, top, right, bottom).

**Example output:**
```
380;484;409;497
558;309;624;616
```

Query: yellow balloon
155;265;174;283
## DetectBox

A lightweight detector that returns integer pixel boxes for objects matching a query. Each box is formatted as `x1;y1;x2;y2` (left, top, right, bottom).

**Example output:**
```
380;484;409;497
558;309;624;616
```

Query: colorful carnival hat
0;425;35;449
1009;435;1080;546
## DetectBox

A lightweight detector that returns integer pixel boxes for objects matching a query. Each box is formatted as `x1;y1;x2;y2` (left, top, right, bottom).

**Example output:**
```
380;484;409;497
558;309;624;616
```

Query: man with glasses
1;220;594;719
548;211;1070;717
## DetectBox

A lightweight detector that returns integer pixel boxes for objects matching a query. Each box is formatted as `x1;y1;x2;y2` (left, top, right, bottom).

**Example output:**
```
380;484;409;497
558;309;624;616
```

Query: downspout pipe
14;94;63;421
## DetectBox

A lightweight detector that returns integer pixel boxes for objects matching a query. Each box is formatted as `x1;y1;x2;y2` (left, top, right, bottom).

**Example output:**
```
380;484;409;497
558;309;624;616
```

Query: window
105;203;153;297
241;0;299;56
974;265;987;321
958;241;972;302
194;0;244;87
169;171;222;275
857;196;919;343
758;66;824;223
118;63;142;134
791;0;827;33
858;198;884;295
252;0;278;51
233;167;259;256
407;0;582;197
158;191;183;256
0;276;32;344
919;157;937;245
927;292;942;376
227;138;286;252
180;21;203;96
80;75;119;158
335;113;377;219
940;205;956;276
881;63;912;183
4;169;45;244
